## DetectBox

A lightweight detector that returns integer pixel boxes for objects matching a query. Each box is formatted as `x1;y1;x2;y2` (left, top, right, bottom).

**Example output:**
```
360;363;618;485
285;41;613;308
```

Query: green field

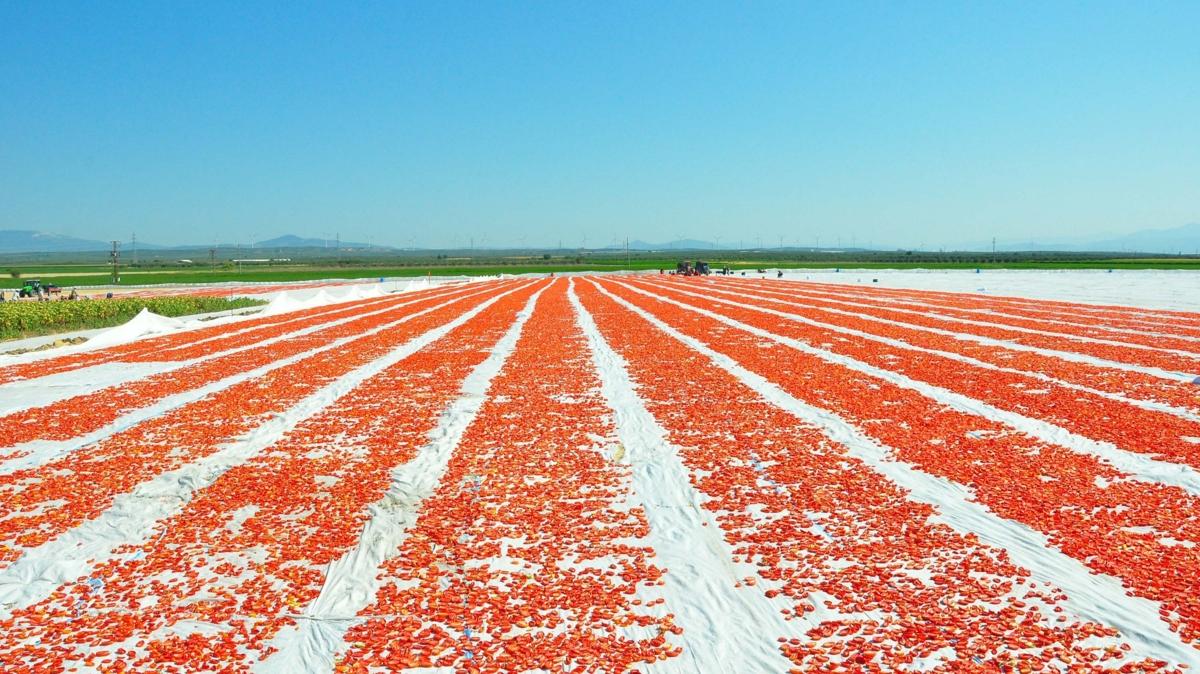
4;252;1200;290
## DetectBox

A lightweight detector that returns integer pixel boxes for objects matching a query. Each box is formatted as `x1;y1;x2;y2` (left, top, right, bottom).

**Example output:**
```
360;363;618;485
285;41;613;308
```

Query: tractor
18;279;43;298
17;279;61;298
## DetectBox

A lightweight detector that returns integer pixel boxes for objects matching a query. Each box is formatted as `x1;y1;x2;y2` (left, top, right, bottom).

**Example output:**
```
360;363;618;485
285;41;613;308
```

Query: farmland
1;274;1199;672
5;249;1200;292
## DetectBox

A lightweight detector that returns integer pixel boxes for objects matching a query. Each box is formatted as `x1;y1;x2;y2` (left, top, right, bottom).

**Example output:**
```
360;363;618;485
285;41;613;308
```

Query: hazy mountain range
0;231;383;253
1;224;1197;254
0;230;147;253
254;235;381;249
981;223;1200;254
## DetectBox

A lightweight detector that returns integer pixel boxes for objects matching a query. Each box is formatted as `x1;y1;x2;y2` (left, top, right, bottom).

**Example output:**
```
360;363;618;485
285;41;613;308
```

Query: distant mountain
604;239;720;251
0;230;394;254
0;230;117;253
1089;223;1200;254
8;225;1194;255
981;223;1200;254
254;235;389;249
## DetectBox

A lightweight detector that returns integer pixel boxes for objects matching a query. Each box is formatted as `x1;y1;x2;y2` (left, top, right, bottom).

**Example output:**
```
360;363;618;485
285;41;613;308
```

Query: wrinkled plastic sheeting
261;283;392;317
82;309;188;350
397;277;431;293
260;292;315;316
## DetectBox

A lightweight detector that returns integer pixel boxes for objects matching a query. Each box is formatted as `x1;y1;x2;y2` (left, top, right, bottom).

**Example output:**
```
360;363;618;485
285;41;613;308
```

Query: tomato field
1;275;1199;673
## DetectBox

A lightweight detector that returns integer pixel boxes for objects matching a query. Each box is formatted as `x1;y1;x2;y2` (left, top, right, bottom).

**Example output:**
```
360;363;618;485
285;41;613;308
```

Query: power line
109;241;121;284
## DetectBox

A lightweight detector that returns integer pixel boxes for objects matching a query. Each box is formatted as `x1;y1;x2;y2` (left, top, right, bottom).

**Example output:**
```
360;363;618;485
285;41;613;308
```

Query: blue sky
2;2;1197;249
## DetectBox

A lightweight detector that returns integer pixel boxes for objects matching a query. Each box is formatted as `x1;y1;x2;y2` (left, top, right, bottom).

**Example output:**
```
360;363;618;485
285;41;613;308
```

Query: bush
0;296;265;340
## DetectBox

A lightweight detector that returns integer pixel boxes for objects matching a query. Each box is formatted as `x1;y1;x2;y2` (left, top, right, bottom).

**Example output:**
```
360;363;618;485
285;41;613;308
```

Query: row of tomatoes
698;276;1200;416
602;276;1200;653
338;284;679;673
0;285;493;451
708;276;1200;380
580;279;1180;672
0;284;518;568
0;282;540;673
784;277;1200;338
0;289;405;386
647;276;1200;468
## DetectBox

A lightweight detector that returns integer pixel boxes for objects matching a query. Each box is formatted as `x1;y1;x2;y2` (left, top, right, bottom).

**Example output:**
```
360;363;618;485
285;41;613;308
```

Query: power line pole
132;232;137;265
110;241;121;284
209;247;216;271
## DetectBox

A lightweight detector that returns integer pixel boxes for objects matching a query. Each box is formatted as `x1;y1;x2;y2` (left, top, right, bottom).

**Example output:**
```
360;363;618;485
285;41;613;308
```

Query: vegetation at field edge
0;296;266;341
4;255;1200;290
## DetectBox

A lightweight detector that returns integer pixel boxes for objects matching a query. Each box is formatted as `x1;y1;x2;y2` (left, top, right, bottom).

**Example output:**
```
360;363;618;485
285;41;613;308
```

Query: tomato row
749;277;1200;349
577;279;1181;672
601;277;1200;649
644;277;1200;469
339;283;679;673
712;277;1200;375
0;282;540;673
685;277;1200;415
0;284;490;450
0;284;518;568
0;287;434;386
757;277;1200;338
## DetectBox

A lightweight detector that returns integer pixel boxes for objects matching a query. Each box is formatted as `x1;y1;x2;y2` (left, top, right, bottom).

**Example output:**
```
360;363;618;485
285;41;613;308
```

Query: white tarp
779;268;1200;312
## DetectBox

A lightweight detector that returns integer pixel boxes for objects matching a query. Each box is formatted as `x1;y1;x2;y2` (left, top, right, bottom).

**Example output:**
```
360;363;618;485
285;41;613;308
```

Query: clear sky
2;2;1197;249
